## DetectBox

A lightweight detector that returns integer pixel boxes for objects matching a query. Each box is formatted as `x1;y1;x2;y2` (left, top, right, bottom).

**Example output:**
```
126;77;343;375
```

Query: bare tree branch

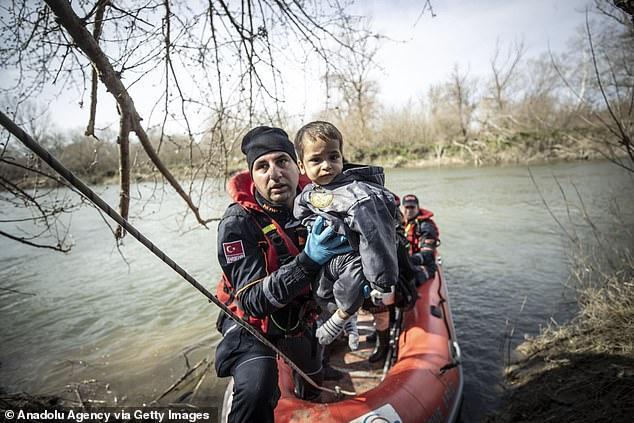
1;0;373;251
44;0;211;227
0;228;71;252
85;0;108;138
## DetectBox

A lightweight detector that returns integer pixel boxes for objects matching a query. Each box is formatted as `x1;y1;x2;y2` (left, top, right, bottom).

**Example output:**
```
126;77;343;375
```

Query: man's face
402;204;419;221
251;151;300;208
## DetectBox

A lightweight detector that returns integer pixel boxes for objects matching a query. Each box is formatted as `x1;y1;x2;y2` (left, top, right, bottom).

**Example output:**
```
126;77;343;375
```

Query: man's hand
304;216;352;265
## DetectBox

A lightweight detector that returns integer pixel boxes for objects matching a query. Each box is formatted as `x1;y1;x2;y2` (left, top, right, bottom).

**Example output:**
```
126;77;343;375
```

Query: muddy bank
487;278;633;422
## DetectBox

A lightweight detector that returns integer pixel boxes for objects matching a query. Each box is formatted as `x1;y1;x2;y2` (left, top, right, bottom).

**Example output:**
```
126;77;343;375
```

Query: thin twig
0;228;71;252
0;286;37;296
152;357;207;403
527;166;576;243
191;360;212;402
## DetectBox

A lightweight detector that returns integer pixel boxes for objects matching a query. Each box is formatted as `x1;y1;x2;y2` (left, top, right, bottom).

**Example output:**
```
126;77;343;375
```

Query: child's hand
344;315;359;351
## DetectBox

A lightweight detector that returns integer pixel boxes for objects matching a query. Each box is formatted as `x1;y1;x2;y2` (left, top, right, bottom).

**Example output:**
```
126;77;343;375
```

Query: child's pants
315;252;367;316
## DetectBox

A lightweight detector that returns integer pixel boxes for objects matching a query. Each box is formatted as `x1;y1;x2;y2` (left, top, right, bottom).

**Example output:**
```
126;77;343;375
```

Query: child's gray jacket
294;164;398;291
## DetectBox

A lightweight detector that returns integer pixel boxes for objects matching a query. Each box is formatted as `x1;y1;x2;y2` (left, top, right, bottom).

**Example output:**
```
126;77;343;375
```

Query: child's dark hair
294;121;344;160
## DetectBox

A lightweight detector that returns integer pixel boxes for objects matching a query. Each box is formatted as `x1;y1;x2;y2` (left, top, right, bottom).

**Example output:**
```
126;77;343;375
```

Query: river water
1;160;632;421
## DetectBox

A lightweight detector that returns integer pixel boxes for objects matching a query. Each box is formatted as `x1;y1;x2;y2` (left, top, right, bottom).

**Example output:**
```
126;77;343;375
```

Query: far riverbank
2;137;606;190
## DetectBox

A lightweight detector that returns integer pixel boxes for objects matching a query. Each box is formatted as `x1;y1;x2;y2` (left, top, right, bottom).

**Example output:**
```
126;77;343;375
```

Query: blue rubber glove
304;216;352;265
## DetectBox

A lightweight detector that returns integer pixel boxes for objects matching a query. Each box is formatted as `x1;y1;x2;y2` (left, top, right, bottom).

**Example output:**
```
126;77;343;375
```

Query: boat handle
451;340;462;364
440;341;462;374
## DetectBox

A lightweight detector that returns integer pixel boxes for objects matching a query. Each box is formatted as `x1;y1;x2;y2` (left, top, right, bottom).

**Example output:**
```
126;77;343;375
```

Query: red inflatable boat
222;261;463;423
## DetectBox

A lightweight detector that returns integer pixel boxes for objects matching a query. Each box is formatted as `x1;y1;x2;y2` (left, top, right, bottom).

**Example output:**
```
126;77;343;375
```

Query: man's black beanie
241;126;298;172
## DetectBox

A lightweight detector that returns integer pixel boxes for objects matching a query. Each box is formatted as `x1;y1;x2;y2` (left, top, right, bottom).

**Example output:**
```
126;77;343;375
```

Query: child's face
298;137;343;185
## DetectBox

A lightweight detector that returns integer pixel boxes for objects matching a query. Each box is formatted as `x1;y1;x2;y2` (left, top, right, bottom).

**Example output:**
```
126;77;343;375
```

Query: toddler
293;121;398;349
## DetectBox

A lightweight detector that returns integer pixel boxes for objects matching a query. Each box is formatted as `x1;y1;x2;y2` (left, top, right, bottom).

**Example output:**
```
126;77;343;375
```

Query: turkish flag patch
223;240;246;263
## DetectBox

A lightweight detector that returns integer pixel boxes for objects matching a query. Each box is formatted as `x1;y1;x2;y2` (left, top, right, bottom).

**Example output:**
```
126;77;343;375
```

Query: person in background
401;194;440;283
214;126;351;423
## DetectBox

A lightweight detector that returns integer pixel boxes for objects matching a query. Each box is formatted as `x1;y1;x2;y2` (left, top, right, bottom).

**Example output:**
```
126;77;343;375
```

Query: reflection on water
1;161;632;420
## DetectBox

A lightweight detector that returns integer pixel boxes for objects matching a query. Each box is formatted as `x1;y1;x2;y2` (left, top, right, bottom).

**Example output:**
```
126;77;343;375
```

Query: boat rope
435;263;455;342
0;111;356;398
435;261;462;371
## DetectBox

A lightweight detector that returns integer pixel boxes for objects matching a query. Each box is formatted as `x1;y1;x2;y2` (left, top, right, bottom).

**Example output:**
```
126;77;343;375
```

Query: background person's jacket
405;208;440;280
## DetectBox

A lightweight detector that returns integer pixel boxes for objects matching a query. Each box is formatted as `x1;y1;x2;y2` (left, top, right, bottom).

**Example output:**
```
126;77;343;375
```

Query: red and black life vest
405;208;439;256
215;170;310;333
